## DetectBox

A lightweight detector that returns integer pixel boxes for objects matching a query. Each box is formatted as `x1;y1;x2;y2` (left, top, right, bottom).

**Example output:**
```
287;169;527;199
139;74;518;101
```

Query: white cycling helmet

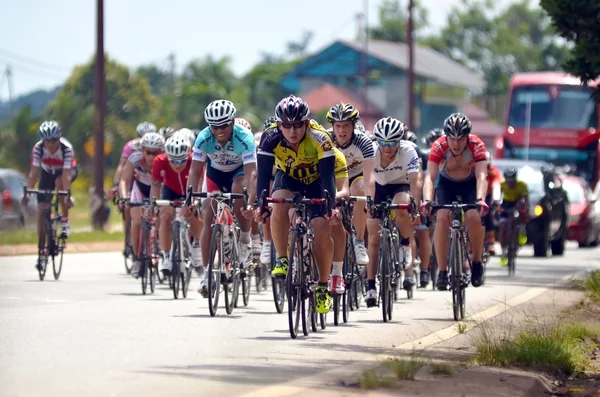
176;128;195;147
159;126;177;140
165;134;191;161
38;120;62;140
373;117;405;141
204;99;237;127
136;121;157;137
140;132;165;150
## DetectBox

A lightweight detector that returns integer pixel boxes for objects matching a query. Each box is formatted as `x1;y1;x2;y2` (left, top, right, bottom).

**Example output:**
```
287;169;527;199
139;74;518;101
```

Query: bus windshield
508;85;597;130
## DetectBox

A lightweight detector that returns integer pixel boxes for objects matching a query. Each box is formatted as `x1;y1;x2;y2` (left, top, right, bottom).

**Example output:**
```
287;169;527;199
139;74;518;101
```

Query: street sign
84;137;112;158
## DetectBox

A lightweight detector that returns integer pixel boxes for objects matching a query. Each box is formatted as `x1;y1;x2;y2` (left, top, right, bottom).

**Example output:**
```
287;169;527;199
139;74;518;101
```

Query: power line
2;61;67;79
0;49;69;72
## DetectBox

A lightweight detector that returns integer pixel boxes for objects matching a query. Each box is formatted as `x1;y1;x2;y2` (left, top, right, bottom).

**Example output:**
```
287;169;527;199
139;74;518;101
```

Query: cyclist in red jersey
484;152;502;255
150;134;202;277
421;113;489;289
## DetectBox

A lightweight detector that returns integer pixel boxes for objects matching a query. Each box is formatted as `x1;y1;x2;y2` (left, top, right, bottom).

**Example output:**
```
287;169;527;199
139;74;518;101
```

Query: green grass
580;271;600;302
429;363;455;376
381;355;425;380
0;229;124;245
358;368;395;389
473;322;600;375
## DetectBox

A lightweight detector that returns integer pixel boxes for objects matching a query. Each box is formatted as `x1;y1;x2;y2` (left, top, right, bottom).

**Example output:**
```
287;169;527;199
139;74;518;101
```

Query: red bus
495;72;600;187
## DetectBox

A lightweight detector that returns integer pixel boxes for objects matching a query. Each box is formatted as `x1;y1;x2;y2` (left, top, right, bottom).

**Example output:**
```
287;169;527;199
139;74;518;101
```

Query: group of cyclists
22;94;533;316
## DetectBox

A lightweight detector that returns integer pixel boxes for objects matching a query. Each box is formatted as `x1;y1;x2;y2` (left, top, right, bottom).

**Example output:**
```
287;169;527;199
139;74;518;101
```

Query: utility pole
363;0;369;117
6;65;13;115
93;0;106;202
168;53;177;123
407;0;415;130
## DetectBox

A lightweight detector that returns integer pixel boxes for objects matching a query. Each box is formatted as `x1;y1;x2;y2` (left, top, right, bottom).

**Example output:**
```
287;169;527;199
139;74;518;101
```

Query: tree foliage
541;0;600;100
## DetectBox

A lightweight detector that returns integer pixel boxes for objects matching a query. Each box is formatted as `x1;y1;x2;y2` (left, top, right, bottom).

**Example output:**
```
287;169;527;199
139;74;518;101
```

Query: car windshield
563;180;585;203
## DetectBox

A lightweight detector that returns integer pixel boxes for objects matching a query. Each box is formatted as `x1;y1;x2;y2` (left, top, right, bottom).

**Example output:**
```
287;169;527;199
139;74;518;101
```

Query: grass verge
357;354;426;389
580;270;600;302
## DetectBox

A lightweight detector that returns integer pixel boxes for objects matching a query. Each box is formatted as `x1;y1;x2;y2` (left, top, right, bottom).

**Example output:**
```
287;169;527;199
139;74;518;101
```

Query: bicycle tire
37;213;51;281
450;232;465;321
270;243;285;314
141;225;150;295
430;246;438;291
207;224;223;317
171;222;181;299
242;270;250;307
53;235;65;280
379;229;391;322
149;259;155;293
225;231;240;315
124;218;133;275
343;238;353;322
287;229;304;338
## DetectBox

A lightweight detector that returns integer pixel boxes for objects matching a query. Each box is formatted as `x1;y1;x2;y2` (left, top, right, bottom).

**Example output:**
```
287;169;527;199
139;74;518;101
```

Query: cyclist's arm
406;150;421;206
475;161;487;201
243;162;257;205
362;158;374;192
61;147;73;192
335;176;349;200
189;160;205;193
256;153;274;201
491;176;502;202
119;161;134;198
423;162;438;202
112;157;128;189
26;166;39;190
318;156;336;206
150;156;162;200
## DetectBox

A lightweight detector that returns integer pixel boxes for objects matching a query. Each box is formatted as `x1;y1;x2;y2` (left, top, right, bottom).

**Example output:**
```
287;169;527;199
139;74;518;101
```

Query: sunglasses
43;138;59;143
279;121;305;129
169;158;187;164
377;140;398;147
144;150;162;156
211;123;231;131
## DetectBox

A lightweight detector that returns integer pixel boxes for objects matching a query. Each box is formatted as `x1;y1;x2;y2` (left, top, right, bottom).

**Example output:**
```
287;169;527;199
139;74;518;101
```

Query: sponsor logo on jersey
408;157;419;167
243;152;256;161
322;142;332;152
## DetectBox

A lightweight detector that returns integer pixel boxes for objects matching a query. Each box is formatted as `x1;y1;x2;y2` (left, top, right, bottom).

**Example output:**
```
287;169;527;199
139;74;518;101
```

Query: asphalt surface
0;242;598;397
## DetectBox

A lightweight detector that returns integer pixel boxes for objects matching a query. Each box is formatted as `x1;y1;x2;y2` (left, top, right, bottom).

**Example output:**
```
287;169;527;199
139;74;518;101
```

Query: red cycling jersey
151;152;192;196
428;135;487;167
486;165;501;196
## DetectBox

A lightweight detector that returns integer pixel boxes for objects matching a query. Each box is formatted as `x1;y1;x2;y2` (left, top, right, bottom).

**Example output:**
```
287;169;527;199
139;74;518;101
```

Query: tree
368;0;429;42
45;54;157;168
0;106;40;171
286;31;314;58
136;64;170;95
541;0;600;100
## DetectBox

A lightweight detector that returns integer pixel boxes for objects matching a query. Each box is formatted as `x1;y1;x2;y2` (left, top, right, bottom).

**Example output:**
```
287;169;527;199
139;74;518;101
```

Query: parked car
0;168;37;230
494;160;570;257
562;175;600;247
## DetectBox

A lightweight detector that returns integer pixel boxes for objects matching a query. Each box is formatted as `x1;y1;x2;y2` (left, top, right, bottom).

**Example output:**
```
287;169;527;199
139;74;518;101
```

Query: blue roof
283;40;485;92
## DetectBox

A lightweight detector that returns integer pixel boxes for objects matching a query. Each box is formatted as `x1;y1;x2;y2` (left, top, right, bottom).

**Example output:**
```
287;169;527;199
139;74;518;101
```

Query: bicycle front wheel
450;232;465;321
287;229;304;339
123;218;133;275
271;243;285;314
379;230;393;322
171;223;181;299
52;235;65;280
207;224;223;316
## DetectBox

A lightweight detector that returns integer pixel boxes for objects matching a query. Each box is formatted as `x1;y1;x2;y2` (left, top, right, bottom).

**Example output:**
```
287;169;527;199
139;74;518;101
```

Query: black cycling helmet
504;167;517;180
405;131;417;144
326;103;360;123
443;113;472;138
263;116;277;130
275;95;310;123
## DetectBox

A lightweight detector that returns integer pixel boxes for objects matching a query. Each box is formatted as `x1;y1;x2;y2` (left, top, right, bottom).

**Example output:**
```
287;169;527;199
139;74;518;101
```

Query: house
282;39;485;135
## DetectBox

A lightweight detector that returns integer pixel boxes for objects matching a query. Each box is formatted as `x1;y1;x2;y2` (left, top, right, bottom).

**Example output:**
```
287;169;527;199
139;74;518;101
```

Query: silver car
0;168;38;230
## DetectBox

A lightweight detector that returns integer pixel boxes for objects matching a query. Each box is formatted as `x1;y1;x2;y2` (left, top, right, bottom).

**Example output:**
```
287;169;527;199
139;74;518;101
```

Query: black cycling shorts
38;166;79;203
371;182;411;219
435;174;476;205
272;170;325;219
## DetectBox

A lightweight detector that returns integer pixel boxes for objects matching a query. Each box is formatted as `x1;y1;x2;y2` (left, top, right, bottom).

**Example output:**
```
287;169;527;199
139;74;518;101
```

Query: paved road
1;243;598;397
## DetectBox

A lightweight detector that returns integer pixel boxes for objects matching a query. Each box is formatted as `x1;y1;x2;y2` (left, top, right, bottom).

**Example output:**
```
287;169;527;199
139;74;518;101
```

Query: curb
0;242;123;256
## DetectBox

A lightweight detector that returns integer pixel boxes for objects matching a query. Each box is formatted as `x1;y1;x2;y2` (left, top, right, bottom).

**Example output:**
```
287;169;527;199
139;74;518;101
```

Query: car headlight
533;204;544;217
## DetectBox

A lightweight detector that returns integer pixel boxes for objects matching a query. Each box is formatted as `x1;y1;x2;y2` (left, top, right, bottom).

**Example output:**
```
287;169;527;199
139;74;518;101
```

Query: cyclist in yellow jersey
255;95;340;314
499;167;530;265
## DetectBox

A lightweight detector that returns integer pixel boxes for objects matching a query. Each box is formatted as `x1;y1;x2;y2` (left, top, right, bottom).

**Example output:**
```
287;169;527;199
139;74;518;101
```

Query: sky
0;0;515;100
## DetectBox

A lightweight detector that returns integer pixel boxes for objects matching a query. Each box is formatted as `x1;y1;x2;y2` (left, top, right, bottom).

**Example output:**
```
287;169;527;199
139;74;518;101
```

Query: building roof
283;39;485;91
460;102;502;138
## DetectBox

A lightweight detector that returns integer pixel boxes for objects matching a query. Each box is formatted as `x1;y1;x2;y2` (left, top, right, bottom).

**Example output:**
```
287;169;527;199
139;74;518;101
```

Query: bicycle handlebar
366;195;413;213
186;185;249;209
429;203;481;211
24;188;70;197
258;189;333;217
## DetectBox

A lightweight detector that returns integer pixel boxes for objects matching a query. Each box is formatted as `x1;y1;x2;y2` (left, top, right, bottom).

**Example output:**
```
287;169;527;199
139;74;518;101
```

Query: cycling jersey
333;147;349;180
193;124;256;172
487;166;502;197
334;130;374;179
501;180;528;202
127;152;153;186
31;137;75;174
428;135;487;179
151;152;192;197
258;120;334;185
373;140;420;185
121;138;141;159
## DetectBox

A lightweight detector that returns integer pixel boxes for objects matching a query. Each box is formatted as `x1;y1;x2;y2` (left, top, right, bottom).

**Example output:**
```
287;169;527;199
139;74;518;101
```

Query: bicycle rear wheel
380;230;392;322
52;234;65;280
225;235;240;314
37;214;52;281
140;225;150;295
207;224;223;317
171;223;181;299
123;218;133;275
287;229;304;338
242;270;250;307
507;218;517;277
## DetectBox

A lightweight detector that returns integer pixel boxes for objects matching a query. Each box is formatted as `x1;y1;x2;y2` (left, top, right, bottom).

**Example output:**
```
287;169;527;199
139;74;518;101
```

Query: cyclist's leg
158;185;177;275
269;171;294;277
36;169;55;260
483;193;495;254
416;225;431;286
350;175;369;265
129;184;144;277
53;170;71;237
392;189;415;287
463;178;485;287
365;183;389;305
260;178;275;264
230;168;252;264
330;220;346;294
432;175;460;290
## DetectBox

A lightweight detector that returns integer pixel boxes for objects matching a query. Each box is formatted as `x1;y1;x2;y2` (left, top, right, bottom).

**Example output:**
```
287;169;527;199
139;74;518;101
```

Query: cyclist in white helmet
150;134;202;276
365;117;422;307
119;132;165;277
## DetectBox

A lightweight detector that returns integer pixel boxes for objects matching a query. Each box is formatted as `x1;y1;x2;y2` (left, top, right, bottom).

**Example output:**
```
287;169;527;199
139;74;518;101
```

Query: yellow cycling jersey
257;119;335;185
333;147;349;180
501;180;528;202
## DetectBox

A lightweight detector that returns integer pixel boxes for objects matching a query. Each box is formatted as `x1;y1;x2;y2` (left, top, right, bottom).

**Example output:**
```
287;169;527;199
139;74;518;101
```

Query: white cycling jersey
373;140;420;185
127;151;153;186
334;130;374;179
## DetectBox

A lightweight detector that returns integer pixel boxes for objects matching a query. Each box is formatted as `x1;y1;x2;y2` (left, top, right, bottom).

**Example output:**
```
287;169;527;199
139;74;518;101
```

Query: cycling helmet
263;116;277;130
38;120;62;140
176;128;195;147
136;121;157;137
355;120;366;134
405;131;418;144
372;117;405;142
443;113;472;138
165;134;191;161
326;103;360;123
504;167;517;180
427;128;444;145
159;126;176;140
234;117;252;132
204;99;236;127
275;95;310;123
140;132;165;150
